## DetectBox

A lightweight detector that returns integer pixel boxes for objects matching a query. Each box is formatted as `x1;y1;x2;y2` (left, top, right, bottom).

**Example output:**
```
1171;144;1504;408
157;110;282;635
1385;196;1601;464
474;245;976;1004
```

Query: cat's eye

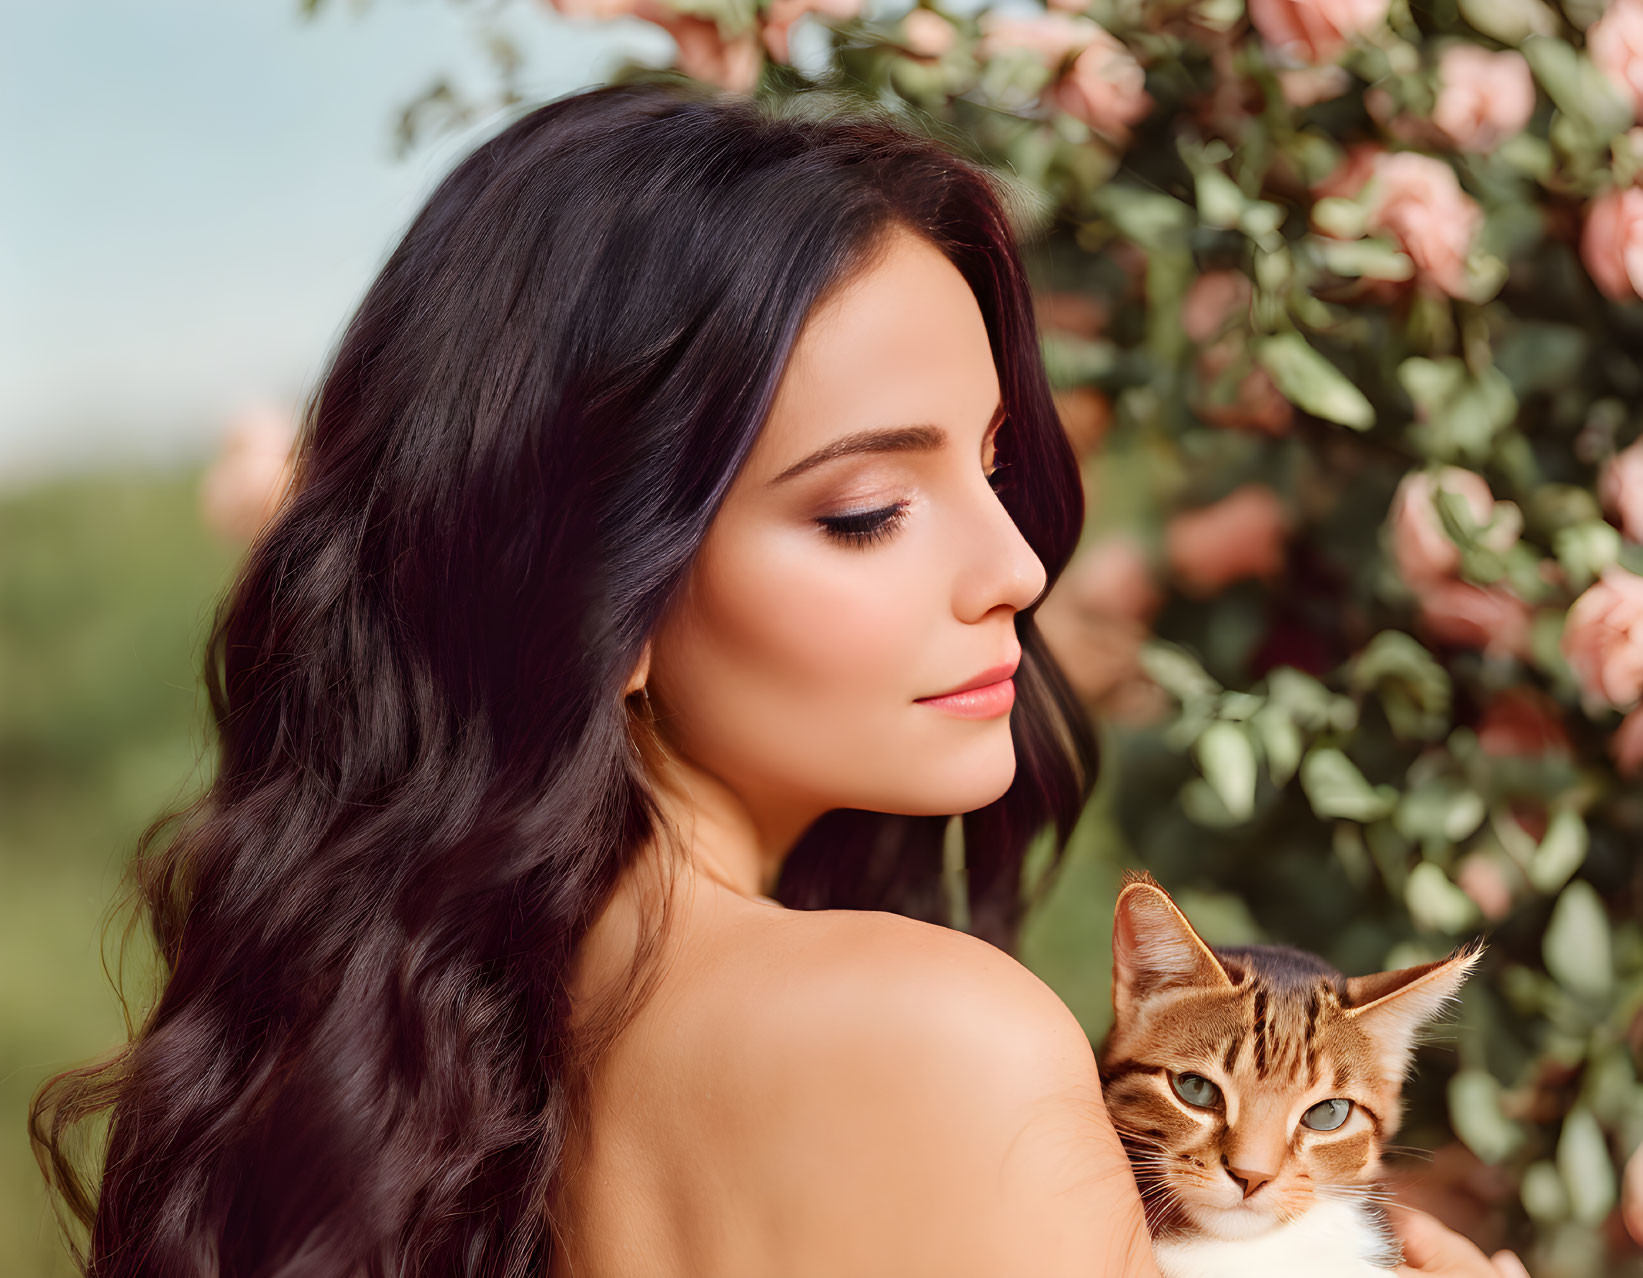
1169;1072;1223;1109
1301;1098;1352;1131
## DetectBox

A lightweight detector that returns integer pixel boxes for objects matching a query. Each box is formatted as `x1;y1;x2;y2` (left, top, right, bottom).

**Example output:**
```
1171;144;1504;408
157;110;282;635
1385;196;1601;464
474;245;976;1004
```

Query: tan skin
544;225;1528;1278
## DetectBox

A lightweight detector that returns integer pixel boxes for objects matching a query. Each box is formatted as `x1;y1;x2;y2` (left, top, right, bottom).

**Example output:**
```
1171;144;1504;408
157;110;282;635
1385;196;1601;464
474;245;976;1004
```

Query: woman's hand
1388;1203;1530;1278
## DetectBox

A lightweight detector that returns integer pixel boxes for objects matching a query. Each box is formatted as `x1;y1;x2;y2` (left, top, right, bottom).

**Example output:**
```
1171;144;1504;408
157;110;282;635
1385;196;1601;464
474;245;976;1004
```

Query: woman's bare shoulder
693;906;1160;1278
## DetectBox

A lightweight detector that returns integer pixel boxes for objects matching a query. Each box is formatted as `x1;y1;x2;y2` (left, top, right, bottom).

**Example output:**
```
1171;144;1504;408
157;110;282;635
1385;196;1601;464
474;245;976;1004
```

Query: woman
32;78;1517;1278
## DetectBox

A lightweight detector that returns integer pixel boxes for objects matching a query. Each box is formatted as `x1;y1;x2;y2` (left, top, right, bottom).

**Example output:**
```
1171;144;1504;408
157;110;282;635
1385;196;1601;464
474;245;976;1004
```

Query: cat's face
1097;876;1480;1241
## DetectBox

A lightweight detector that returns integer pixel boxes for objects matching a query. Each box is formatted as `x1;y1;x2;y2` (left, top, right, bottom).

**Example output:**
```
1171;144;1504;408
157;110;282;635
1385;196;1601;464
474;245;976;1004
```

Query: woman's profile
30;77;1506;1278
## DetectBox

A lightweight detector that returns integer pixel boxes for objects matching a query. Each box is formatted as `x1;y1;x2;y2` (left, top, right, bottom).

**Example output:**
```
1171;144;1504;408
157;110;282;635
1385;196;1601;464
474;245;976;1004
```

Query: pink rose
1035;535;1169;723
1600;438;1643;542
976;10;1101;63
1247;0;1390;64
1561;565;1643;707
1037;289;1108;339
1455;851;1513;922
1390;467;1521;587
1613;704;1643;776
1590;0;1643;120
1048;28;1151;138
1181;272;1294;436
1433;45;1535;152
1313;142;1384;202
1166;484;1289;596
1065;534;1164;623
199;402;299;542
1052;386;1113;457
1476;687;1572;757
1181;270;1250;343
545;0;640;18
761;0;862;64
1276;65;1352;107
900;8;955;58
1582;184;1643;300
623;0;764;92
1364;152;1482;298
1415;579;1534;661
1625;1138;1643;1247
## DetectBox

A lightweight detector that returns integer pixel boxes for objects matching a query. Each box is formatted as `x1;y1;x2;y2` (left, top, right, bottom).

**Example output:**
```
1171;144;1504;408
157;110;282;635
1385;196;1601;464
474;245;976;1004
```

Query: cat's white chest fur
1152;1197;1400;1278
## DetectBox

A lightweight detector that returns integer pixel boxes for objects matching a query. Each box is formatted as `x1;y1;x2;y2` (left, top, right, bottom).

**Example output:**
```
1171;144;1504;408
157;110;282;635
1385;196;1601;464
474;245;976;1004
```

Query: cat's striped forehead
1104;947;1388;1102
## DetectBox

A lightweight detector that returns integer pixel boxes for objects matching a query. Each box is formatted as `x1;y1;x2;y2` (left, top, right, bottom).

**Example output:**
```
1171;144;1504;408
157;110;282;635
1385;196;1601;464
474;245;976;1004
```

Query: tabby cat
1097;873;1483;1278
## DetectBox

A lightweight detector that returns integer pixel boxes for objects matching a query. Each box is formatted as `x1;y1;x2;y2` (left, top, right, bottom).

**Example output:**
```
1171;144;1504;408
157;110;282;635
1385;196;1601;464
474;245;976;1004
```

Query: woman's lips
914;677;1016;718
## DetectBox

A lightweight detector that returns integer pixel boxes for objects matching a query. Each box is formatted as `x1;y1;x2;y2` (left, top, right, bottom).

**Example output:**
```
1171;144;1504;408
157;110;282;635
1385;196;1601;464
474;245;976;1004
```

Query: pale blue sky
1;0;670;485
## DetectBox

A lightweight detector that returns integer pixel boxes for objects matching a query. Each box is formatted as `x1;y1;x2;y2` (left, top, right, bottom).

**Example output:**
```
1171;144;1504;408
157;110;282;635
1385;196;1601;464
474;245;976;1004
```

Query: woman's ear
624;643;652;697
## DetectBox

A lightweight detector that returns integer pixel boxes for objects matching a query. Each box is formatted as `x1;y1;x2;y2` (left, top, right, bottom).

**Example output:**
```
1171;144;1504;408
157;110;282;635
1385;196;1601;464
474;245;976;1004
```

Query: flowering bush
364;0;1643;1269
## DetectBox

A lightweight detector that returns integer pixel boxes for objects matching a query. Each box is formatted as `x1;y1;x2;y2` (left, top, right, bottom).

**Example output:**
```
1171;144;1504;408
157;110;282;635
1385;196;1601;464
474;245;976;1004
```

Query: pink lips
915;656;1021;719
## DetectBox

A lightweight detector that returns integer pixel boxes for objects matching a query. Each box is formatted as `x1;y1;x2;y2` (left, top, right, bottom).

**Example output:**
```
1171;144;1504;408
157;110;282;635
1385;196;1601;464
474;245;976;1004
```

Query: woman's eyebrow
766;400;1005;488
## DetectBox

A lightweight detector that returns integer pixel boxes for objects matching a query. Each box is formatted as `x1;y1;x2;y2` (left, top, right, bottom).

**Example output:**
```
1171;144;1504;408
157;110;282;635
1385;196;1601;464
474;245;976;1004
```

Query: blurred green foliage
1;468;235;1277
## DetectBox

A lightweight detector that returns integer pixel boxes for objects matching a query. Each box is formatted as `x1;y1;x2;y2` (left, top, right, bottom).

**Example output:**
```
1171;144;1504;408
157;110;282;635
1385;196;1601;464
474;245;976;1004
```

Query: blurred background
6;0;1643;1274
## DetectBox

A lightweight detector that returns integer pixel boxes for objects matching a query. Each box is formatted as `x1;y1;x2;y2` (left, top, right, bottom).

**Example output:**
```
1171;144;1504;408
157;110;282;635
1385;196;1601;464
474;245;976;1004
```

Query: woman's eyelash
818;455;1013;549
817;501;910;548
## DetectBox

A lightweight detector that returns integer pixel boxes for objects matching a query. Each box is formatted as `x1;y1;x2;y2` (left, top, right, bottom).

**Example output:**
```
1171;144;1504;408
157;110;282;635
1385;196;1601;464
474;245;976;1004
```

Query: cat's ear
1112;879;1235;1021
1342;942;1484;1082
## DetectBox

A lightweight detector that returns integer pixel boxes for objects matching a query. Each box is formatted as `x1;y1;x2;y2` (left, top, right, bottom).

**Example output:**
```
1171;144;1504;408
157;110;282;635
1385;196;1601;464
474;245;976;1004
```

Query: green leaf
1095;185;1193;248
1556;1107;1618;1226
1256;334;1375;430
1543;880;1613;1001
1450;1070;1526;1164
1194;721;1257;821
1406;860;1482;933
1459;0;1556;42
1494;322;1588;397
1139;641;1221;703
1349;631;1452;742
1195;168;1245;229
1315;236;1415;282
1528;810;1589;894
1251;704;1303;787
1521;1160;1570;1222
1524;36;1633;143
1300;748;1396;822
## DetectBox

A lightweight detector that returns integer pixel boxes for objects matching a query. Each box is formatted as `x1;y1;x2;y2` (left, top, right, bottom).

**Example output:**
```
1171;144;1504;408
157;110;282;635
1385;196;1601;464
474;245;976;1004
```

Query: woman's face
645;225;1047;850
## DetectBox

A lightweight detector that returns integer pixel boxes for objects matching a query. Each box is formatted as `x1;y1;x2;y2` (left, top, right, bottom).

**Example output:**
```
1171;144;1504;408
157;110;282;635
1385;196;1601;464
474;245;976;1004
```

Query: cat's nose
1225;1163;1275;1198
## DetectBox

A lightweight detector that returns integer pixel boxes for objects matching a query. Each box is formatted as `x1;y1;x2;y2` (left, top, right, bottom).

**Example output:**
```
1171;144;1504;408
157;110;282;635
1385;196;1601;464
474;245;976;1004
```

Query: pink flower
1065;534;1164;623
1562;565;1643;707
1166;484;1289;596
545;0;641;18
900;8;956;58
1312;142;1384;202
1035;535;1169;722
1416;580;1534;661
1181;270;1250;343
1246;0;1390;64
1455;851;1513;921
1590;0;1643;120
1048;28;1151;138
1433;45;1535;152
1612;704;1643;776
1600;438;1643;542
1581;184;1643;300
976;10;1101;63
1476;686;1572;757
1624;1138;1643;1247
622;0;764;92
1363;152;1482;298
761;0;862;64
199;402;299;542
1390;467;1521;587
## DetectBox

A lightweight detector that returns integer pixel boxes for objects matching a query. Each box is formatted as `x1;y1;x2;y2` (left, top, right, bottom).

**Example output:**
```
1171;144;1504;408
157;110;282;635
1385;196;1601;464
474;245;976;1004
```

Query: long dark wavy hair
30;76;1099;1277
